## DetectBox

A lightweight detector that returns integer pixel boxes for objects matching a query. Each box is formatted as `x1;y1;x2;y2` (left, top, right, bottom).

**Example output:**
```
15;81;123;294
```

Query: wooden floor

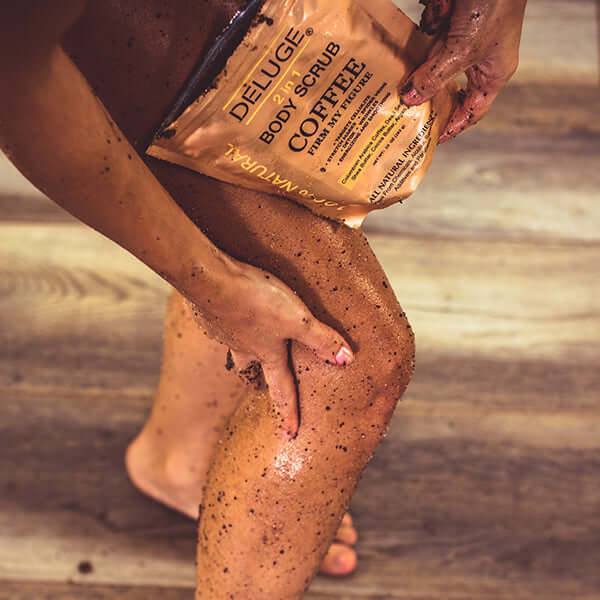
1;1;599;598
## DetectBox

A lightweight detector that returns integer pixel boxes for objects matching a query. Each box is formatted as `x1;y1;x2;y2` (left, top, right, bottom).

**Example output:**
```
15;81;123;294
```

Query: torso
63;0;247;152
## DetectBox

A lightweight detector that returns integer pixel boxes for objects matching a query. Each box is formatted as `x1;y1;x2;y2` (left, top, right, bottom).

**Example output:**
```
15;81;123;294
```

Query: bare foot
125;430;358;576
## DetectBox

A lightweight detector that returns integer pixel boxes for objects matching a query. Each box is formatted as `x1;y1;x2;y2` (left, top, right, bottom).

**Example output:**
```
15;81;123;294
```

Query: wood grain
2;226;598;377
363;129;600;241
0;580;409;600
1;361;599;596
0;218;598;597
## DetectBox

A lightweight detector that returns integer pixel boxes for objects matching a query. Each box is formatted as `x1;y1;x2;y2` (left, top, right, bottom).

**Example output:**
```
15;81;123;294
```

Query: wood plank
0;579;420;600
372;233;600;362
0;194;76;224
1;221;599;597
472;84;600;136
1;356;599;596
4;127;600;243
363;129;600;241
1;580;599;600
0;581;195;600
394;0;600;85
3;82;600;242
1;225;598;390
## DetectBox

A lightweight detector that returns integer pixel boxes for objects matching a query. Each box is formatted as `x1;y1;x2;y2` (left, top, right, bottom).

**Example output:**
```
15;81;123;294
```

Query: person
0;0;526;597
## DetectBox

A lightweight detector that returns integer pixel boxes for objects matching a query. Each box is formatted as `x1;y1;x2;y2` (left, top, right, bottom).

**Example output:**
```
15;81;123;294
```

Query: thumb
296;315;354;367
262;343;300;439
400;39;467;106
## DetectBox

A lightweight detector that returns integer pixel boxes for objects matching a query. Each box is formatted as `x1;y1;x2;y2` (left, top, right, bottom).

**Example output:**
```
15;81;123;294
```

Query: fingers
296;316;354;366
231;349;263;385
438;65;503;143
232;348;299;438
262;343;300;439
400;38;467;107
418;0;453;36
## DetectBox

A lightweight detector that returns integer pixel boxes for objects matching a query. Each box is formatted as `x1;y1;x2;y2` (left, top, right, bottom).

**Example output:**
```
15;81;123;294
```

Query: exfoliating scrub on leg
147;0;458;227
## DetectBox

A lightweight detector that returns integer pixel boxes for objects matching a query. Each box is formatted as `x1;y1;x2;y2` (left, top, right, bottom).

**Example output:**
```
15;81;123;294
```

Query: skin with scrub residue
0;1;524;598
402;0;527;142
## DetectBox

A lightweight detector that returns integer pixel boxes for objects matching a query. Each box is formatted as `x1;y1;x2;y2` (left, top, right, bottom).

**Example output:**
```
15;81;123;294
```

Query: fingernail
438;129;453;144
402;88;422;105
335;346;353;366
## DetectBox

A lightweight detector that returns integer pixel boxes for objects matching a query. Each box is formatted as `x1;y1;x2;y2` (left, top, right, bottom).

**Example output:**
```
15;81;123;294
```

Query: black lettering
229;102;248;122
310;101;328;122
302;73;317;88
343;58;365;78
275;42;294;62
310;62;327;78
332;71;352;93
294;84;308;97
325;41;340;56
261;59;281;78
241;84;262;105
300;118;319;137
269;119;283;133
289;133;307;152
252;77;272;91
284;28;305;47
260;131;274;144
320;86;339;107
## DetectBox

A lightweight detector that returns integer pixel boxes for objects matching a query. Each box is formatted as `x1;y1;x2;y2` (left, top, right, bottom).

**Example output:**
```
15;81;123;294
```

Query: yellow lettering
250;164;269;176
281;181;298;193
241;159;258;170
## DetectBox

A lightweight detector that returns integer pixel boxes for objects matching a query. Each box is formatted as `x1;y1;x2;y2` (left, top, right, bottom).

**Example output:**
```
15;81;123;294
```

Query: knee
302;300;415;453
357;308;416;433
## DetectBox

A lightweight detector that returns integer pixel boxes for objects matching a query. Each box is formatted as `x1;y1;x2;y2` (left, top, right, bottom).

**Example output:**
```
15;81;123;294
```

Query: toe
335;523;358;545
319;543;357;576
334;513;357;545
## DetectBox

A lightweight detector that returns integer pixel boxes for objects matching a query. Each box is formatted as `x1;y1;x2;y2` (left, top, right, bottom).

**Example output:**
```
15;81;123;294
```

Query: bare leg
126;288;358;575
166;182;416;600
125;289;245;517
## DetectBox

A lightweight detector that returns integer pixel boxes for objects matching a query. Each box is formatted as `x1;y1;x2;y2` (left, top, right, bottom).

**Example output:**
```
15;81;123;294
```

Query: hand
186;258;353;439
401;0;527;142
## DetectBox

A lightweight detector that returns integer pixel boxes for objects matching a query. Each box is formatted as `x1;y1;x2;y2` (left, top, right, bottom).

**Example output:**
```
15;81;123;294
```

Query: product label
147;0;457;227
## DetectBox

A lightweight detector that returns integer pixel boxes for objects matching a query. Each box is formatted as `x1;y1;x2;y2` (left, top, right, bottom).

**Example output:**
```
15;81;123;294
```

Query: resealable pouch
147;0;458;227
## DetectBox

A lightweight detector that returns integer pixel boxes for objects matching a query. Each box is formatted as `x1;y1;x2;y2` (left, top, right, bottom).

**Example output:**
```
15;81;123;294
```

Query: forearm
0;42;235;303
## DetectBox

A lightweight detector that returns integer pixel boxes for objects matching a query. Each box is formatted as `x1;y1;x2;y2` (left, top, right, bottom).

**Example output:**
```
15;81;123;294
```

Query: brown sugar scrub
147;0;458;227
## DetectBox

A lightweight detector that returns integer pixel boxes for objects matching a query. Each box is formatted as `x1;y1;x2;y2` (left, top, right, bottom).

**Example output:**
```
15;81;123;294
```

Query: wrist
174;231;241;312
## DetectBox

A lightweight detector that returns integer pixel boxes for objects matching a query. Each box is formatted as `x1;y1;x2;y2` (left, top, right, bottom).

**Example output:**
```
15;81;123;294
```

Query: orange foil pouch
147;0;457;227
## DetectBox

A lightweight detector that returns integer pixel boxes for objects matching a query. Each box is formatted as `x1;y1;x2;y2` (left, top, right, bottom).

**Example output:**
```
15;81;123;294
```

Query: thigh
150;157;405;341
148;160;415;423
